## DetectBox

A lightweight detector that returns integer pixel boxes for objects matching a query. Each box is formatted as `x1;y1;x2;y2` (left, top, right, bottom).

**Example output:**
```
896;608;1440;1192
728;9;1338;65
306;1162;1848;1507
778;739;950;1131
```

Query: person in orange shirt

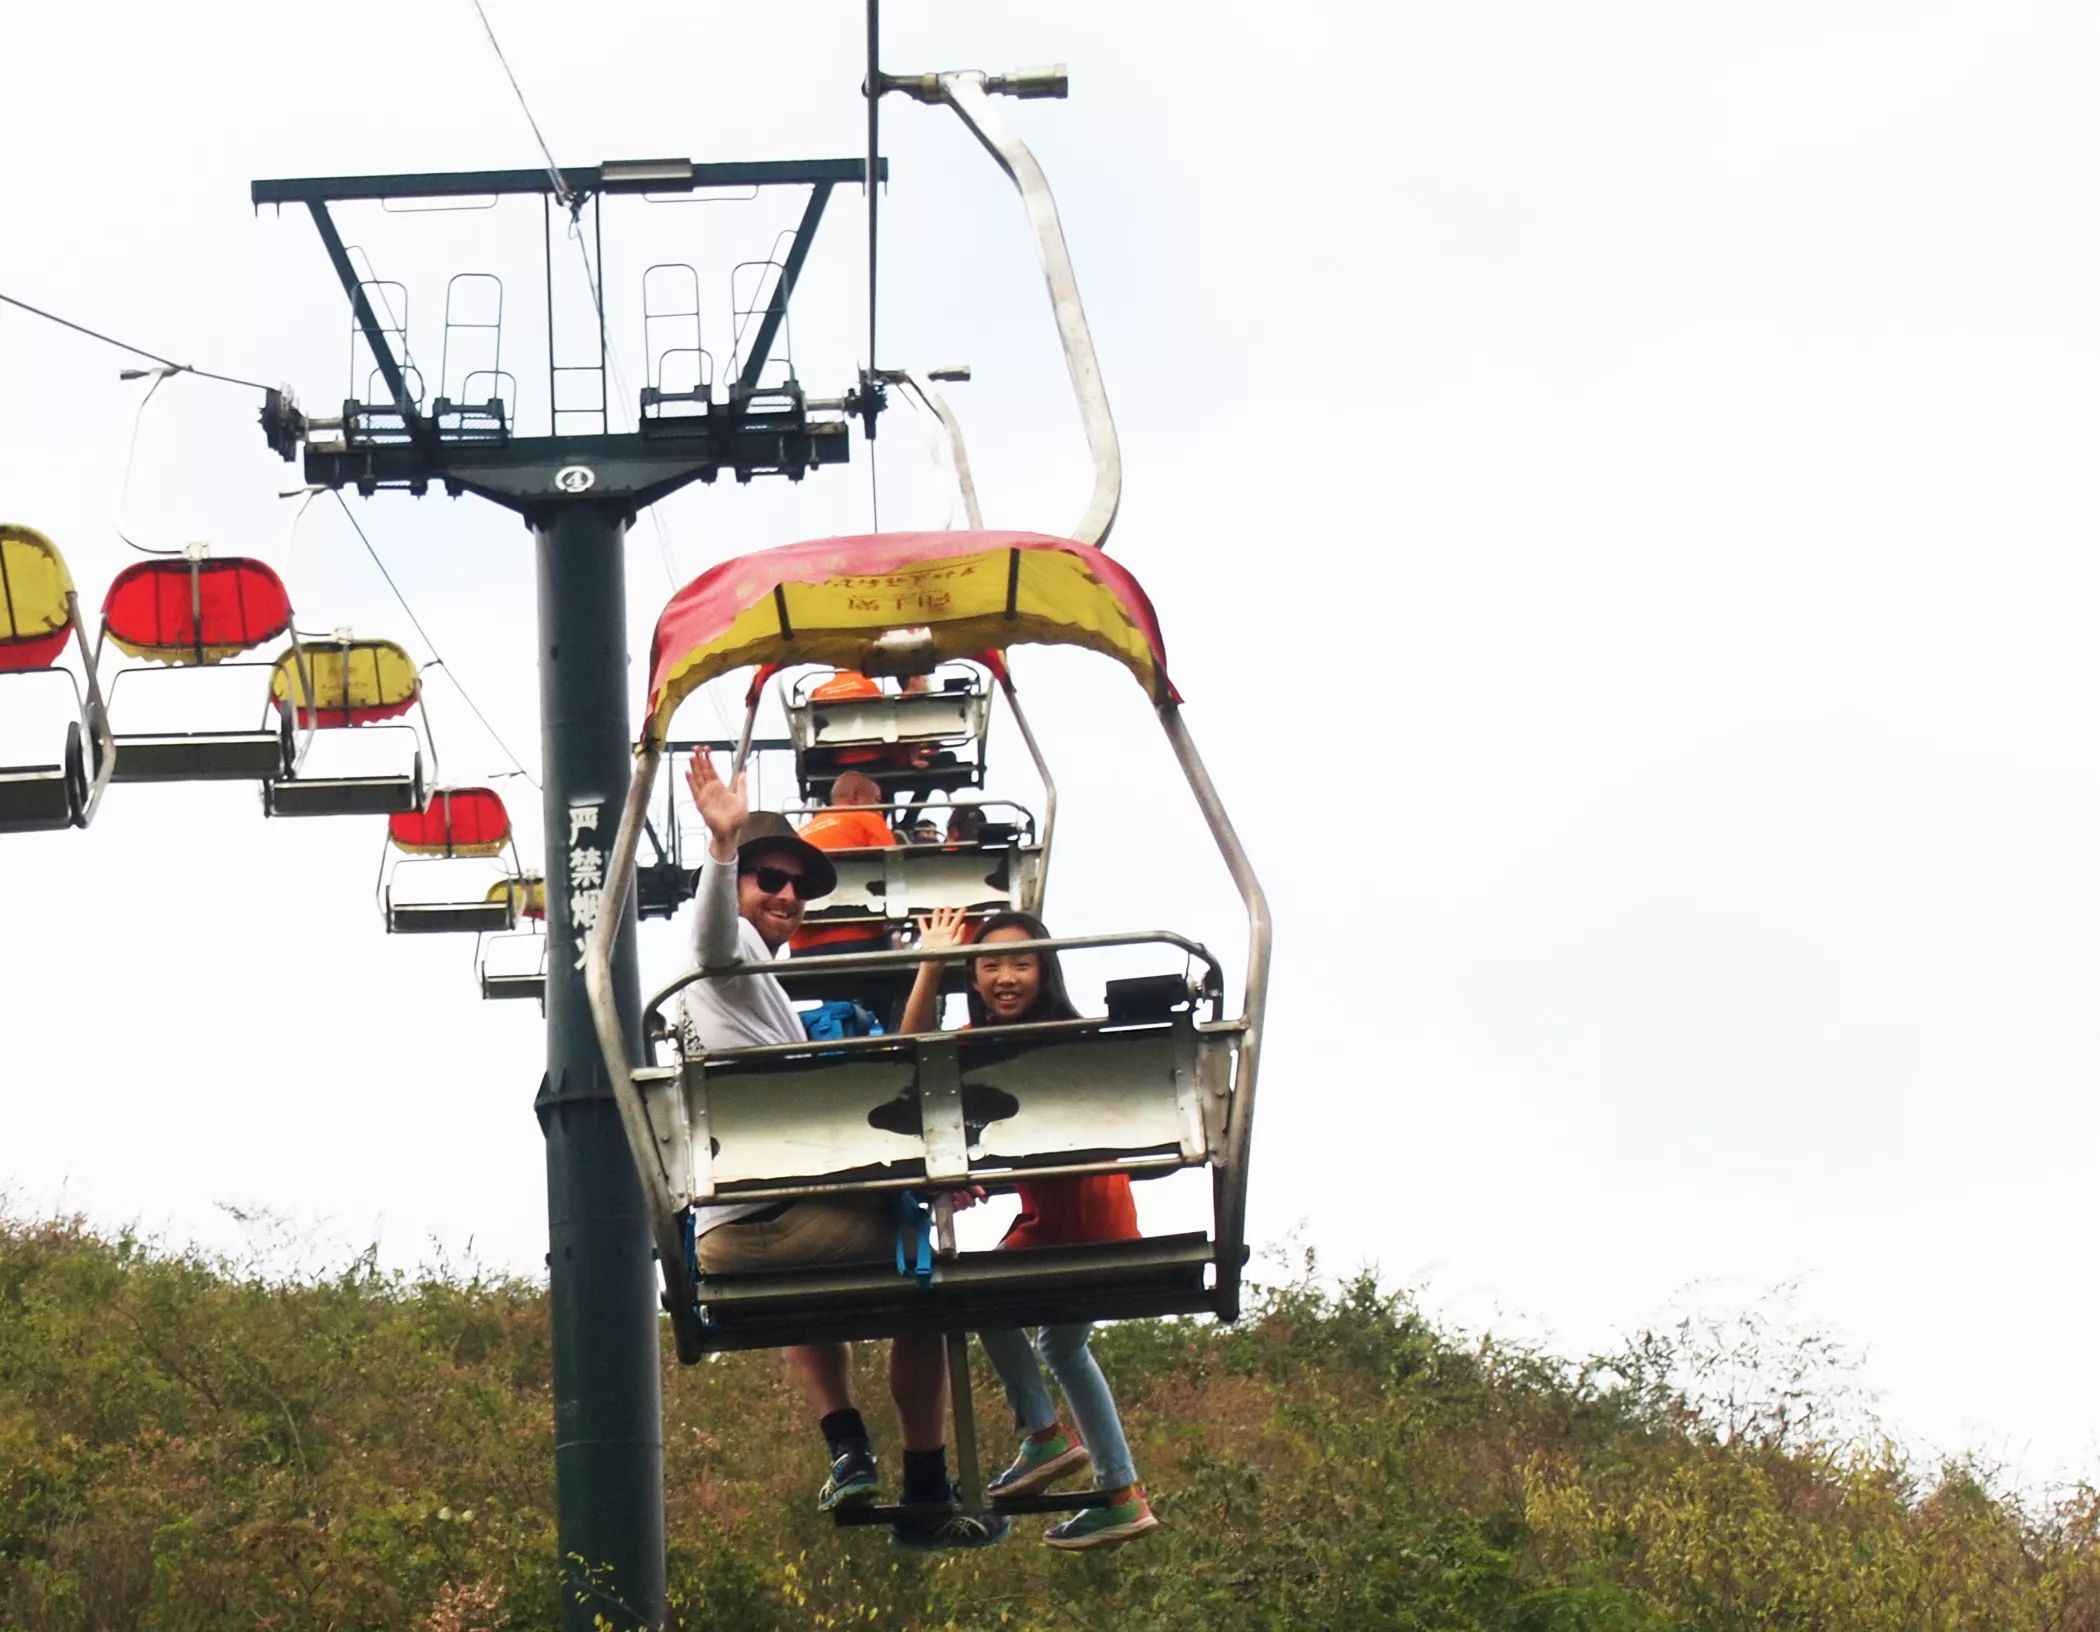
810;670;882;703
898;906;1160;1551
790;770;898;962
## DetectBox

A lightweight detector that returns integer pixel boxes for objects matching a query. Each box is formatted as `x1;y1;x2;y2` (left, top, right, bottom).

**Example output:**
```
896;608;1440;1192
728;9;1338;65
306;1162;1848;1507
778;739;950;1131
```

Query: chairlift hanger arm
877;67;1119;549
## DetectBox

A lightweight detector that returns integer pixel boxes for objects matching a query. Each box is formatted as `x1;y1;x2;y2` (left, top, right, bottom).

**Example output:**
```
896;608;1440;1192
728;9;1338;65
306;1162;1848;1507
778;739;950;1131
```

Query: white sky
5;1;2099;1492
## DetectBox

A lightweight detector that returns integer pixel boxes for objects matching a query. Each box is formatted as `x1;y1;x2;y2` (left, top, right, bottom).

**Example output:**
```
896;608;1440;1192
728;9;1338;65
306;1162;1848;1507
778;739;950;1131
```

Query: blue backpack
801;1000;886;1042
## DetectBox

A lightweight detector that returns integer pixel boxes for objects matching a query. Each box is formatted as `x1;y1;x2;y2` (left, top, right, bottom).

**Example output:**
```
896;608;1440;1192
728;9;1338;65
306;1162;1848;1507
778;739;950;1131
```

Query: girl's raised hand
915;903;971;956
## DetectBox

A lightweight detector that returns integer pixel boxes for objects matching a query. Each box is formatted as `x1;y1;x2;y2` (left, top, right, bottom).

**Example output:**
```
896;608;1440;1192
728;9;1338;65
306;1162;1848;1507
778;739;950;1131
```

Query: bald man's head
830;771;883;807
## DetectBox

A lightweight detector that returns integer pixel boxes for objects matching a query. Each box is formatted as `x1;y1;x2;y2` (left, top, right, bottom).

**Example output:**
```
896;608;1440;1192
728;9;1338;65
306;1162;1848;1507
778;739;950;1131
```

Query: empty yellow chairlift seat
263;638;427;817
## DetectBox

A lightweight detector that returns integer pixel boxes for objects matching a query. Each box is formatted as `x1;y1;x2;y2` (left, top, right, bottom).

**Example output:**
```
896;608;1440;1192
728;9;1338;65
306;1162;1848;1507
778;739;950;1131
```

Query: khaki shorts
697;1199;892;1275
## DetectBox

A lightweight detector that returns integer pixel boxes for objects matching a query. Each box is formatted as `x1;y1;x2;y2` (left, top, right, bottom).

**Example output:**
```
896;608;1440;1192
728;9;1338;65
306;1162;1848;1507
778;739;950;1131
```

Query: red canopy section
647;531;1178;742
387;787;511;857
102;558;293;665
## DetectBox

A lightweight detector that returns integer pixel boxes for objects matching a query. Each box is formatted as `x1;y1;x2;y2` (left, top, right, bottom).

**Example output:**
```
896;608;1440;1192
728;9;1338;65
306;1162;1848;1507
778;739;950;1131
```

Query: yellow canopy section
270;639;421;726
0;524;77;657
487;874;547;919
644;530;1177;742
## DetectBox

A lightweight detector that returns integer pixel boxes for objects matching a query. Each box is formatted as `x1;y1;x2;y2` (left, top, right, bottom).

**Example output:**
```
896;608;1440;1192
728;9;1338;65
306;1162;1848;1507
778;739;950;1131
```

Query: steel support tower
251;155;877;1631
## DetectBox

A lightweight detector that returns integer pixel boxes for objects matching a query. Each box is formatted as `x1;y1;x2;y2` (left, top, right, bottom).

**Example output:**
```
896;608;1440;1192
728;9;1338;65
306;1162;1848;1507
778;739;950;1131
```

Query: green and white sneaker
817;1443;879;1512
1043;1488;1160;1550
987;1429;1091;1501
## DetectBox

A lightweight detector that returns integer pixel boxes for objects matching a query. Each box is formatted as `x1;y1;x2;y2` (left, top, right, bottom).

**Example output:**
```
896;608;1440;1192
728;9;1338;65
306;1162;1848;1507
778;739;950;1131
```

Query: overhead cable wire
865;0;881;393
329;490;541;789
1;290;273;392
466;0;575;212
864;0;883;534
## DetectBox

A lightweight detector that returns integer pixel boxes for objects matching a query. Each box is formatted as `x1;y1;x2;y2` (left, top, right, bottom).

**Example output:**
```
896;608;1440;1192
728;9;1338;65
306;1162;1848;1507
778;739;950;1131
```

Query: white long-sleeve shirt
682;853;806;1236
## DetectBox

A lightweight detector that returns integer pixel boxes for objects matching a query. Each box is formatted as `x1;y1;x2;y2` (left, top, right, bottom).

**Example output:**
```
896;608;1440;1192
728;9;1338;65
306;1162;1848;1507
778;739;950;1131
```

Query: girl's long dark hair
965;909;1079;1026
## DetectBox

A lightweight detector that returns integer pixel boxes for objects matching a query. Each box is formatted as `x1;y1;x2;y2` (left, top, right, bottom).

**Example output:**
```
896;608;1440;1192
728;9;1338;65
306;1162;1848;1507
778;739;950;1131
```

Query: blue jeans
976;1323;1138;1491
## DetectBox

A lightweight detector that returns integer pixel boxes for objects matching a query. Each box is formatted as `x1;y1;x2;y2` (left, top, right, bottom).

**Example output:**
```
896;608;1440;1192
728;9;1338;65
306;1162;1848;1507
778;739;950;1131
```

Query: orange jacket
1000;1175;1141;1250
791;808;896;951
811;670;882;702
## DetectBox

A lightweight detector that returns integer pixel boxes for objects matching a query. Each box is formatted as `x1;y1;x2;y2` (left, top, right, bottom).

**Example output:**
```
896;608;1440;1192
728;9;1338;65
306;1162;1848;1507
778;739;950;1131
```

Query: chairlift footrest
831;1489;1113;1528
679;1234;1221;1353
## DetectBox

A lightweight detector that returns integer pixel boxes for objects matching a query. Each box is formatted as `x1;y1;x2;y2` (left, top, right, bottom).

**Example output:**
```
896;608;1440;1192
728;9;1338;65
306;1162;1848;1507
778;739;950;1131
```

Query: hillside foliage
1;1216;2095;1630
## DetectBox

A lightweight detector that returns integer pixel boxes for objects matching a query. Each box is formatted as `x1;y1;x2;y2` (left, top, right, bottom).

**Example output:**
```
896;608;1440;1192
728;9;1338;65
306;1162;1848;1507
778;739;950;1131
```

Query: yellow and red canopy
102;558;292;665
270;639;420;727
0;524;79;673
644;530;1177;743
388;787;511;857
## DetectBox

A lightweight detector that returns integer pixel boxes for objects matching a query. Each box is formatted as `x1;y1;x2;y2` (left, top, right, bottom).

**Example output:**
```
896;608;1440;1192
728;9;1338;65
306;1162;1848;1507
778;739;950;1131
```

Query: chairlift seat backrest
806;841;1042;924
794;687;990;751
662;1013;1229;1205
787;670;994;800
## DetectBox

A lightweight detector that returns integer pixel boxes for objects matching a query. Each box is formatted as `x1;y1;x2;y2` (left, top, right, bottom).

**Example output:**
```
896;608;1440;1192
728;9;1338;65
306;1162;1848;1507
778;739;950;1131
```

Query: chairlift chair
0;525;116;833
262;636;429;816
95;553;299;783
378;785;522;933
585;530;1270;1387
477;874;547;1003
477;925;548;1005
783;659;993;802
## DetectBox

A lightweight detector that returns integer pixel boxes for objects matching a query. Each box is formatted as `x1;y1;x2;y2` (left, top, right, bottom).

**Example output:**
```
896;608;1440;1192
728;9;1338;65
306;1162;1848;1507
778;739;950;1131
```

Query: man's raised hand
686;748;748;857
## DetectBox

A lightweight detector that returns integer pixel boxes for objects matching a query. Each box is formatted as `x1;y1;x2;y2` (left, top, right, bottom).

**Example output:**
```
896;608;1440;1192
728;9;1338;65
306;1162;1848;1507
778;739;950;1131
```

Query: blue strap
891;1191;935;1287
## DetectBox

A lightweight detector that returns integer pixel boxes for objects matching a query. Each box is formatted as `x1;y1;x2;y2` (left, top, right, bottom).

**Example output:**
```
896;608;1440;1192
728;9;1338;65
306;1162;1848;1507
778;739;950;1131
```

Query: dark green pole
531;497;665;1632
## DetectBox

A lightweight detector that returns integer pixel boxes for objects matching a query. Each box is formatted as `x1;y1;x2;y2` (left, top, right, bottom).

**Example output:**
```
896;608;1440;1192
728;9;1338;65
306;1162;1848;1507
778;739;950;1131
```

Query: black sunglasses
742;864;820;900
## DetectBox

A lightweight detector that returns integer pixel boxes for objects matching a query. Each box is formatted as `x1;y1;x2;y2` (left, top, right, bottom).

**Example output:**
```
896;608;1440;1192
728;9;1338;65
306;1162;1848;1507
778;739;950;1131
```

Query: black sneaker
889;1485;1013;1552
817;1443;879;1512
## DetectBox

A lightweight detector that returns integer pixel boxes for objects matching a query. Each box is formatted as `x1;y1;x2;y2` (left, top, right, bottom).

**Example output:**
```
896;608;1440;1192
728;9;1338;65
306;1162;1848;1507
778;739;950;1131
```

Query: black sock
820;1408;870;1458
901;1446;950;1505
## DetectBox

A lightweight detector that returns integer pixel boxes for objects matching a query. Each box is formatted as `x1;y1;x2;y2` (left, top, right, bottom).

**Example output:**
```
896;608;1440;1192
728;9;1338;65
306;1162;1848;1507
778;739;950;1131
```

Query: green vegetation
2;1215;2095;1630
